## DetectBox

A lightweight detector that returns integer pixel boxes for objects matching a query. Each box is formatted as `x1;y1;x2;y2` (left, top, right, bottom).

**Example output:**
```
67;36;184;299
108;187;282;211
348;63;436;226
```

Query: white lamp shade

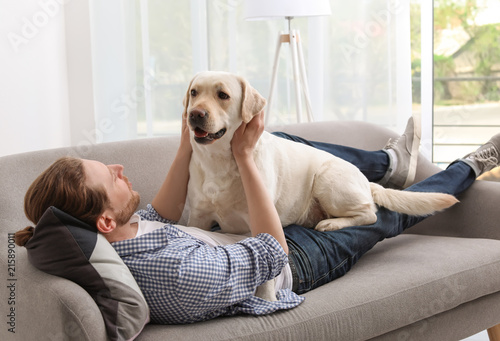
244;0;332;20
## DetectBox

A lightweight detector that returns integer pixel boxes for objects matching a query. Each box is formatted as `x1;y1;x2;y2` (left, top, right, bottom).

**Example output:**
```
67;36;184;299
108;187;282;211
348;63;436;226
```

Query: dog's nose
189;108;209;124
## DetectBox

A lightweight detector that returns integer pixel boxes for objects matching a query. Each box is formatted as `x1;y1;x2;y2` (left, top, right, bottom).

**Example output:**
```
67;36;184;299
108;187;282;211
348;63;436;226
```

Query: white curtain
0;0;71;157
0;0;413;157
89;0;138;143
89;0;413;140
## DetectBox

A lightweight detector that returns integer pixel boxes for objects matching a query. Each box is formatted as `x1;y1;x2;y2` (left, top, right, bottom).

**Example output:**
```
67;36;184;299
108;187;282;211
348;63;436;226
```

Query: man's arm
151;114;192;221
231;112;288;254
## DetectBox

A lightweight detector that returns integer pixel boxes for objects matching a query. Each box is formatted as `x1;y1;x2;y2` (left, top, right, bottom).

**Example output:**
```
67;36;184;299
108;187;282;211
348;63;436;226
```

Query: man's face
82;159;140;226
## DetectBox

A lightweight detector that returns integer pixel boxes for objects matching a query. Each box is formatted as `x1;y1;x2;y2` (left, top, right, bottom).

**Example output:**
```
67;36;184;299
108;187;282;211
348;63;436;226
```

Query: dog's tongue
195;128;208;138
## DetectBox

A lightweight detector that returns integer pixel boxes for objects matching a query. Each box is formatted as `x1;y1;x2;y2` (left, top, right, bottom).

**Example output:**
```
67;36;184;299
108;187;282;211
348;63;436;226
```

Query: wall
0;0;70;157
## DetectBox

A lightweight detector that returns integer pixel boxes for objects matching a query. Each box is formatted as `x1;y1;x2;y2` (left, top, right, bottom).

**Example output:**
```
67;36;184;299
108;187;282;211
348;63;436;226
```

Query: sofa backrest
0;135;180;231
1;120;441;236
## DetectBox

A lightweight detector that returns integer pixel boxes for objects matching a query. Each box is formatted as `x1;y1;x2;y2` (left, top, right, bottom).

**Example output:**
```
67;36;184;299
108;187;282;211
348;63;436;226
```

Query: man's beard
114;190;141;226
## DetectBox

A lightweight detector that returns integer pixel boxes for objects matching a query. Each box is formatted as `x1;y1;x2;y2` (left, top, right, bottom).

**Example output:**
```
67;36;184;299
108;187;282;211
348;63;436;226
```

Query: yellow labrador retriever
183;71;458;235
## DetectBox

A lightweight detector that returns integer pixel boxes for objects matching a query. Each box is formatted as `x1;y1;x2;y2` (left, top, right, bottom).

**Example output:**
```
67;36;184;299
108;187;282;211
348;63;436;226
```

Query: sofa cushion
25;206;149;341
135;234;500;340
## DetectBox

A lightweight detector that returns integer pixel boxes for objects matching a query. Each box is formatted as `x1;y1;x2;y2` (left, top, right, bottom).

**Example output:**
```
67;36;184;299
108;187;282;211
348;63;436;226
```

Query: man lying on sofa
15;113;500;324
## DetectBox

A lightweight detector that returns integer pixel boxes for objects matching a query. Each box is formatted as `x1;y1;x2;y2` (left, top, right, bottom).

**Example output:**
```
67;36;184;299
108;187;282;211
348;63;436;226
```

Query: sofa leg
488;323;500;341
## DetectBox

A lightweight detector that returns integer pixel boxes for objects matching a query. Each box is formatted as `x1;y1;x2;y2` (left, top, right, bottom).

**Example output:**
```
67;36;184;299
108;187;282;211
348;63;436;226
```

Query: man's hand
231;111;265;162
151;112;192;222
230;111;288;254
180;112;193;154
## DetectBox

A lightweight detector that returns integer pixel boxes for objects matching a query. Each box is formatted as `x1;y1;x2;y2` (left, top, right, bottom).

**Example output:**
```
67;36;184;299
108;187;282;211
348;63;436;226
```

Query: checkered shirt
112;205;304;324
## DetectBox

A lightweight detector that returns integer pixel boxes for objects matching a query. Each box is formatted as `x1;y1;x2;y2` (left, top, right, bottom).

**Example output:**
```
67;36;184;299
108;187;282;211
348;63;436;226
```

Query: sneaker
461;133;500;177
379;116;421;189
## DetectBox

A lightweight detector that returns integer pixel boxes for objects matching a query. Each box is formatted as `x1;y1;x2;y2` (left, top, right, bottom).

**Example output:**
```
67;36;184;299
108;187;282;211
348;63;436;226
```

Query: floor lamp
244;0;331;124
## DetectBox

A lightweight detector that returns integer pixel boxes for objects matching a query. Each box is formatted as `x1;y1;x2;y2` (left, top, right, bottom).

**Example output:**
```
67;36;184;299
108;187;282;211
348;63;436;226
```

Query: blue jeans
273;132;476;294
272;132;390;182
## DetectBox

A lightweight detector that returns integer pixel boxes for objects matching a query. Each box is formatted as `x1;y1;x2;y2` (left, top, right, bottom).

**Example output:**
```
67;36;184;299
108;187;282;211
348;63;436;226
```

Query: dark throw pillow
25;206;149;340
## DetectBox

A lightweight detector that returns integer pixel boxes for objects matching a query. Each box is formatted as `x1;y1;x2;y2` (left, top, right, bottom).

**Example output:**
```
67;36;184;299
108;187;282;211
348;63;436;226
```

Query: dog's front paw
315;219;343;232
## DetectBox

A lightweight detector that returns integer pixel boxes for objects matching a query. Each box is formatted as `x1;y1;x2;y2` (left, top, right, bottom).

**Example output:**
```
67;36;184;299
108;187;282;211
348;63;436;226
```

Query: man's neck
105;221;139;243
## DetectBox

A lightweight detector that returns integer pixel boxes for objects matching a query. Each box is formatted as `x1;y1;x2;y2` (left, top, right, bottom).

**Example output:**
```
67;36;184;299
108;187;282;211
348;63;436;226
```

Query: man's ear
182;75;197;121
96;210;117;234
239;76;267;123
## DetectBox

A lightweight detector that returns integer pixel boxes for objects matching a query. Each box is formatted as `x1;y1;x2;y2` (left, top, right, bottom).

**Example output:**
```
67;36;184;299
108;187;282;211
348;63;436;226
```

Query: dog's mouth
193;127;227;144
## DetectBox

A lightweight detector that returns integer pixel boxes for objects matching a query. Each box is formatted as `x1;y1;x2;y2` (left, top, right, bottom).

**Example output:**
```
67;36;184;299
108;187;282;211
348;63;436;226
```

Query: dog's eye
191;89;197;97
218;91;230;100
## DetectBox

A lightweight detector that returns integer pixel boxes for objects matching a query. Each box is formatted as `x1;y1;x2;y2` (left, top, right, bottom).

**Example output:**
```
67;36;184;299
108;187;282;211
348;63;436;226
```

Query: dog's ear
239;77;267;123
182;75;197;120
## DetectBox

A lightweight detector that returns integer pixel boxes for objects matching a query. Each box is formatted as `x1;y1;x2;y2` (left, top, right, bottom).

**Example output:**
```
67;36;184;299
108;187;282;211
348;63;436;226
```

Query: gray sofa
1;120;500;341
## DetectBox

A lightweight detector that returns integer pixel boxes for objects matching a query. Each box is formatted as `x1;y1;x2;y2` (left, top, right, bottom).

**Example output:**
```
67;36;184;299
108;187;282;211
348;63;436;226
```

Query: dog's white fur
183;71;458;301
183;71;458;235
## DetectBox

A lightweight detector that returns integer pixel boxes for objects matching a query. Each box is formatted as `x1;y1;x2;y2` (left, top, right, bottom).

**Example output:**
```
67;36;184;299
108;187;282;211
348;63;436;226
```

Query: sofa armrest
0;245;107;341
407;180;500;240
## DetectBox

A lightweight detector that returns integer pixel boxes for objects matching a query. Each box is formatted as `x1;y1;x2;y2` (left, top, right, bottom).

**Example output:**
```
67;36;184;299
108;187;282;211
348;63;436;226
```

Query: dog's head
183;71;266;146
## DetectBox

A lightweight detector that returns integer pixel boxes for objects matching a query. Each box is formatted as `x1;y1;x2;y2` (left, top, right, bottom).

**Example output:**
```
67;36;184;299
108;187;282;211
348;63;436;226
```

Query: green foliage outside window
410;0;500;105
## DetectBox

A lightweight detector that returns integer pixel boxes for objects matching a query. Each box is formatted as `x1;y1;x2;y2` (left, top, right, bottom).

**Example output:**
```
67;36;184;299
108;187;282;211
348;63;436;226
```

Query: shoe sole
403;115;422;188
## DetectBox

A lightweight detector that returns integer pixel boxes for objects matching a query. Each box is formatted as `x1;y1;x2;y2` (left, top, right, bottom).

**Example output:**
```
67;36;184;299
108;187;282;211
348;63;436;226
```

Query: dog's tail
370;183;459;216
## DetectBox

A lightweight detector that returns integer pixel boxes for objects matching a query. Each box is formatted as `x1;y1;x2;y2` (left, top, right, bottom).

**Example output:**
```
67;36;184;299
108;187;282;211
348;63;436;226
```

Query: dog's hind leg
314;206;377;232
312;159;378;232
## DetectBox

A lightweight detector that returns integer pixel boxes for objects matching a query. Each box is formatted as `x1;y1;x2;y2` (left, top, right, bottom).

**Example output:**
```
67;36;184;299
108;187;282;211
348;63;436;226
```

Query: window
411;0;500;169
90;0;414;143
